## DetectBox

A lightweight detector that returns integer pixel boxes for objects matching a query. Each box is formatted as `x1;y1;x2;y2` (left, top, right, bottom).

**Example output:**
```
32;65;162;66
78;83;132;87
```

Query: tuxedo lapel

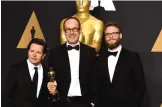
23;61;33;83
102;50;111;83
62;44;71;82
100;48;111;82
79;44;86;81
38;64;48;98
112;48;124;83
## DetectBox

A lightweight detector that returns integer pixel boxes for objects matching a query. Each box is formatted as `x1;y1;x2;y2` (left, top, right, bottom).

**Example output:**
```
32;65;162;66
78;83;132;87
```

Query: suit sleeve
132;53;146;106
3;65;17;107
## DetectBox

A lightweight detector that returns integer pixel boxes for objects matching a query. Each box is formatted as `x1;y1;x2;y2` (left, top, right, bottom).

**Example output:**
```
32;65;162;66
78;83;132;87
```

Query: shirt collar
66;42;80;47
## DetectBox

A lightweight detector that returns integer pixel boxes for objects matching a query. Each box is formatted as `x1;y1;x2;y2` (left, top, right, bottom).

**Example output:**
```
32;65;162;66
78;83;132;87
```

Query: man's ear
120;33;122;39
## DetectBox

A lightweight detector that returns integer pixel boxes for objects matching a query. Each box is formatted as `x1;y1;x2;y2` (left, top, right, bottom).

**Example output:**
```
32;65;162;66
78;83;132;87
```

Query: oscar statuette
48;67;59;102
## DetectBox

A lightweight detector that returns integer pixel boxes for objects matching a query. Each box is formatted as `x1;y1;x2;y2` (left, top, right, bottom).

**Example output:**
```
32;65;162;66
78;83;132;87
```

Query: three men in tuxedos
48;17;97;107
4;38;49;107
96;22;146;107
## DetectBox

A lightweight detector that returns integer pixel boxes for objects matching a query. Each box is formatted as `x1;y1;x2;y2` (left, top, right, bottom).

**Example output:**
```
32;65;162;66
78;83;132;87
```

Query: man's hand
47;81;57;95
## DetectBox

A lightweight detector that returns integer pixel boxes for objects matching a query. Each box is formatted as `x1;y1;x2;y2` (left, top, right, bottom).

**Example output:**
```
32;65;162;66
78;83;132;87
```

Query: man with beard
95;22;146;107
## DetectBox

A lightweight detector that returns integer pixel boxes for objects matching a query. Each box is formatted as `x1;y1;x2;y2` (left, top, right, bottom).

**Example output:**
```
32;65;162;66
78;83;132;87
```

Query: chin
108;46;116;49
33;62;39;66
108;43;120;49
69;40;78;43
30;61;37;65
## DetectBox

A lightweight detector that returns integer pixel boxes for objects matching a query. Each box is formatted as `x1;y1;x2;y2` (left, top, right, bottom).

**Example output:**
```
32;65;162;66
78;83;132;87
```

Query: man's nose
69;30;74;34
33;52;36;57
109;34;114;38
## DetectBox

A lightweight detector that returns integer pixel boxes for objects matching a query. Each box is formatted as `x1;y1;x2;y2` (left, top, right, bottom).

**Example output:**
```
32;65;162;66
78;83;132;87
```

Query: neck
67;42;79;47
76;11;89;19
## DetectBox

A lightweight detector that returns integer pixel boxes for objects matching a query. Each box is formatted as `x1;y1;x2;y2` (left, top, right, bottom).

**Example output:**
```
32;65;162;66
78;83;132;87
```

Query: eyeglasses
105;32;120;37
65;27;80;33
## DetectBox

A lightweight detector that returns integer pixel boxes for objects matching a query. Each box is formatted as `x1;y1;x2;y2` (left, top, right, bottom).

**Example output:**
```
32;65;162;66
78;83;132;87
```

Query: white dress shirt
108;45;122;82
66;42;82;96
27;59;43;98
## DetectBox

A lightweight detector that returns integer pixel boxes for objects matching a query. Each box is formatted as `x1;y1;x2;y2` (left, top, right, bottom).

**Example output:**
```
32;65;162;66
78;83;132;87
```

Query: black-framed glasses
65;27;80;33
105;32;120;37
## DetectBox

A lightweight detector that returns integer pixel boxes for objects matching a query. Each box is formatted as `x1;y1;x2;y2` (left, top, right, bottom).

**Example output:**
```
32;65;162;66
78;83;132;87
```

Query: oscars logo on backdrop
17;11;45;48
152;29;162;52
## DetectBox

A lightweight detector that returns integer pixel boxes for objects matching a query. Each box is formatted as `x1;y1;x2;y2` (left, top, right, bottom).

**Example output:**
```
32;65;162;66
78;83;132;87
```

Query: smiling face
64;18;80;45
28;43;45;66
76;0;90;12
104;26;122;49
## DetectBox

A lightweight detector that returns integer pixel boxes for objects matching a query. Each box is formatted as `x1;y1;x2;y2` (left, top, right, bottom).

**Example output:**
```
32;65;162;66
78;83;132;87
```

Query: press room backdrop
2;1;162;107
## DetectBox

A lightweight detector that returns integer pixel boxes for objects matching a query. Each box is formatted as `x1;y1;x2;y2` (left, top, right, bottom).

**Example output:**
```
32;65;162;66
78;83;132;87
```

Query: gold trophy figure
48;67;59;102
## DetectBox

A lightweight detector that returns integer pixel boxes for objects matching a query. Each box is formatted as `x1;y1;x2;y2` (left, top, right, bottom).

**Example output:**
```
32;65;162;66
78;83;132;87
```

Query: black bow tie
107;51;118;57
67;45;79;51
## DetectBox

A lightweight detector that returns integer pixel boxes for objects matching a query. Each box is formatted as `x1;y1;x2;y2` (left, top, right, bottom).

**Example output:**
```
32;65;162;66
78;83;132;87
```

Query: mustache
109;39;116;41
105;37;116;41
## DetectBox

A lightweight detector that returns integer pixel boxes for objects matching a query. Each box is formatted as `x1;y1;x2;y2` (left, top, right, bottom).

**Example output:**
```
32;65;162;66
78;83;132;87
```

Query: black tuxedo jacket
49;43;97;103
4;60;49;107
96;47;146;107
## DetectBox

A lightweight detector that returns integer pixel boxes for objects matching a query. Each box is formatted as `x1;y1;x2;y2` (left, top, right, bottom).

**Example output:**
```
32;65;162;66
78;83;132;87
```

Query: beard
106;38;121;49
